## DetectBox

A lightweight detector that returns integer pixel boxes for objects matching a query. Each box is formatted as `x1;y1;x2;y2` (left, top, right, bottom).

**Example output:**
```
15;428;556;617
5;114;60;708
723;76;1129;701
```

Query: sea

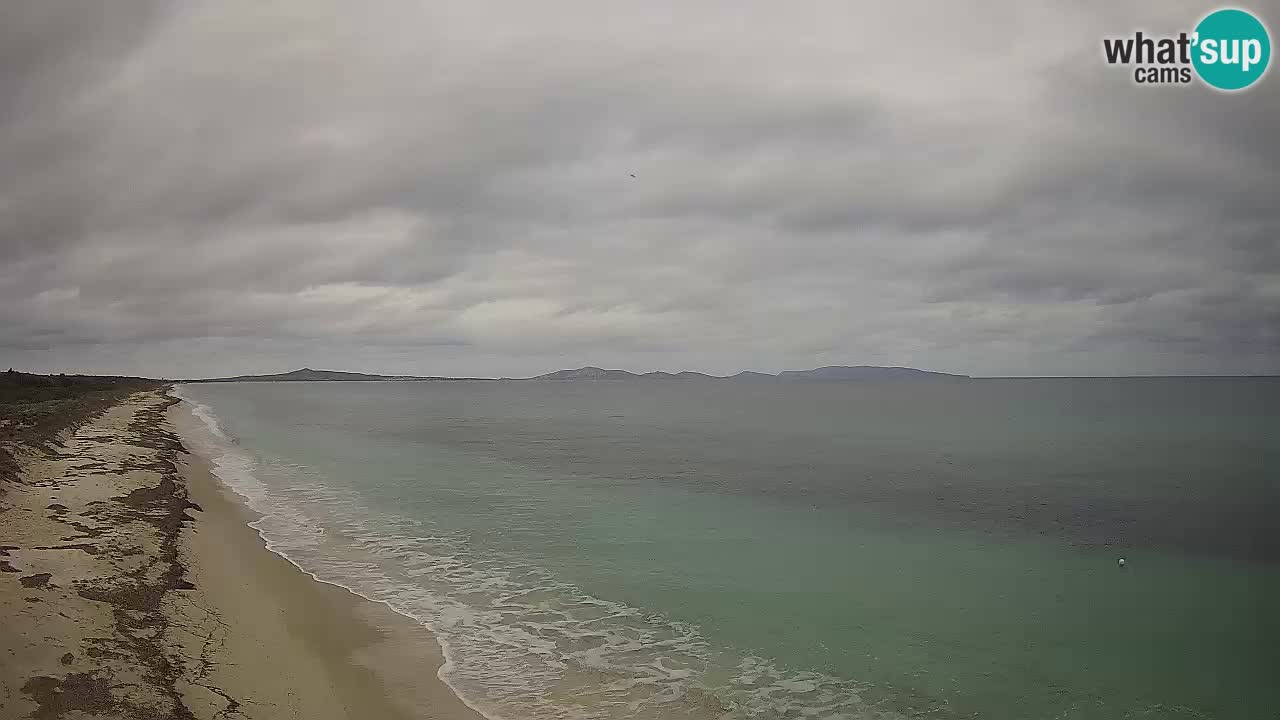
172;378;1280;720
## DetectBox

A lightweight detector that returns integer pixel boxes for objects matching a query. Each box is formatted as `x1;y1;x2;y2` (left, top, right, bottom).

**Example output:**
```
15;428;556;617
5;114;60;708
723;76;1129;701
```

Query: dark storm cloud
1;0;1277;378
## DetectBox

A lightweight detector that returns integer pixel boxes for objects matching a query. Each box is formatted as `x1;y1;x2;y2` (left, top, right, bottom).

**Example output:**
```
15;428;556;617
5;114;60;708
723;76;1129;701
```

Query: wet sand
0;388;485;720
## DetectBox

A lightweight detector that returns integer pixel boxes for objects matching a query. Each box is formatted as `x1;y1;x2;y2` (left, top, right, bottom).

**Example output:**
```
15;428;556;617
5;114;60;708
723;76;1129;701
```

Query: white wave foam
171;386;915;720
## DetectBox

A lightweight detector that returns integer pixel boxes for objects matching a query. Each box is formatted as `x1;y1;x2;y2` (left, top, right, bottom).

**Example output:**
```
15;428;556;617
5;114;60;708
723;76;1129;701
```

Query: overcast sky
2;1;1277;378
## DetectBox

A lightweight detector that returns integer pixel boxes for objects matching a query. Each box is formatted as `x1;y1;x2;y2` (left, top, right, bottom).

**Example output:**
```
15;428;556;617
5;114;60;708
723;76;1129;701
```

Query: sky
2;1;1278;379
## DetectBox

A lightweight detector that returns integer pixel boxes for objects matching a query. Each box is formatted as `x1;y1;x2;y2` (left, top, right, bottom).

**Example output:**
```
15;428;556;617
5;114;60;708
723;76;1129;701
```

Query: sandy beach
1;388;484;720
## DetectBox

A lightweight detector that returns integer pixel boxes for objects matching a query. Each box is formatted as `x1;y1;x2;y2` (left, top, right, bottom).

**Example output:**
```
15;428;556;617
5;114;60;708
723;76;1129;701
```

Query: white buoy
1118;557;1126;567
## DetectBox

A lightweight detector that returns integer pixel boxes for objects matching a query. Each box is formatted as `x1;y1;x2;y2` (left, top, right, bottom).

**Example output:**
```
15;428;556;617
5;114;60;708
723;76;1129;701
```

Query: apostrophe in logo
1102;7;1271;91
1192;8;1270;90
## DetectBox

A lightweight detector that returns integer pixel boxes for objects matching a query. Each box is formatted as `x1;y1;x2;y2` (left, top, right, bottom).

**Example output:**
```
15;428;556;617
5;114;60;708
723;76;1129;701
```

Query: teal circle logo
1192;9;1271;90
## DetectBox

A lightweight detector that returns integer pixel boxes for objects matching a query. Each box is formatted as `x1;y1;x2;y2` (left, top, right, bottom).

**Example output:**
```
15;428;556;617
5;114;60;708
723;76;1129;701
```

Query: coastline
0;388;484;720
169;398;487;720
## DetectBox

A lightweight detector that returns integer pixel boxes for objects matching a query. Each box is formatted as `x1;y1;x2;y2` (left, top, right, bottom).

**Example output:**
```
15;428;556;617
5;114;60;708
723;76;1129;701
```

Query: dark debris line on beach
7;388;243;720
63;393;200;720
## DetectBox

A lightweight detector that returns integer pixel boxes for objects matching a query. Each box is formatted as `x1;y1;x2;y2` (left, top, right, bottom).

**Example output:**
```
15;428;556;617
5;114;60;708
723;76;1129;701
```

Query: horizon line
11;366;1279;382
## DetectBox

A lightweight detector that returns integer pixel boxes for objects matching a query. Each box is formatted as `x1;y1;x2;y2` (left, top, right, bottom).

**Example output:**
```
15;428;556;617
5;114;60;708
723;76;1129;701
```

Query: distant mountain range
187;365;968;383
532;367;722;381
776;366;965;381
529;366;968;381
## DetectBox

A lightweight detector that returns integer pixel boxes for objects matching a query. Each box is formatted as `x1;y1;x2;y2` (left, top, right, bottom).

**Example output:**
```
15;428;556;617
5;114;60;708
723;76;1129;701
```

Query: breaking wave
173;386;918;720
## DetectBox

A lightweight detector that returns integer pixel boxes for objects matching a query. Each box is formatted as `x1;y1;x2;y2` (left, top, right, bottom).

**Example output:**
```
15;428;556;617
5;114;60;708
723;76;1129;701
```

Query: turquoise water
175;379;1280;720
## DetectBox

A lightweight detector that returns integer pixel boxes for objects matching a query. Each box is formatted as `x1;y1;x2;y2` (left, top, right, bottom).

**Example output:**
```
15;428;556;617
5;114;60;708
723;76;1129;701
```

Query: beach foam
172;386;912;720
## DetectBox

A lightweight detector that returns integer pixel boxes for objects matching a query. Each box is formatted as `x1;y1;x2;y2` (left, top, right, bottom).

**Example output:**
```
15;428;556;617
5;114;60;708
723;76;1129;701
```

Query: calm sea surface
175;378;1280;720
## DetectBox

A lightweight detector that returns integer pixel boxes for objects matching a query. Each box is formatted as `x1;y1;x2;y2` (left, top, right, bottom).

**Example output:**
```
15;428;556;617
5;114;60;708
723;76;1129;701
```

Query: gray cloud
2;0;1278;378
